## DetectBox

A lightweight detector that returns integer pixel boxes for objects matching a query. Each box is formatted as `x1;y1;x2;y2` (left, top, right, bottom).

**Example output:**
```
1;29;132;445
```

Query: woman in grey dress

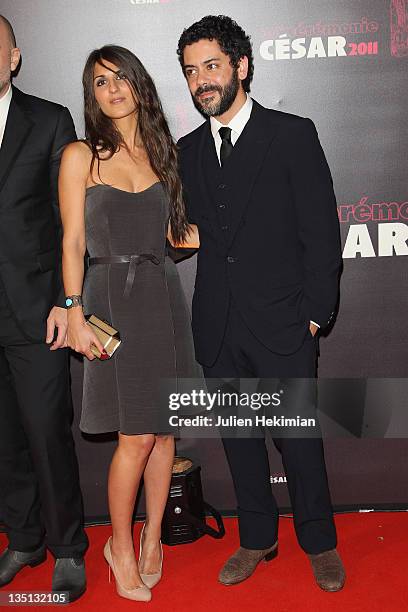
59;46;199;602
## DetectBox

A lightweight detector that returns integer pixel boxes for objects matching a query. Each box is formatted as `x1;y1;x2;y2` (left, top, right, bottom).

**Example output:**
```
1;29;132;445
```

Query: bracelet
65;295;83;309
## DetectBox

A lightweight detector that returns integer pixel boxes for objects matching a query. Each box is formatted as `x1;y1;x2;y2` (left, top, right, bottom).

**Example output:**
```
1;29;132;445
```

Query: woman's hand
46;306;68;350
67;308;105;360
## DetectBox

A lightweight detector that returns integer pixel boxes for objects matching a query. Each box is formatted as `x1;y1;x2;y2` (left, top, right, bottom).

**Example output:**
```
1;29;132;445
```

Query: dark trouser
203;301;337;554
0;286;88;558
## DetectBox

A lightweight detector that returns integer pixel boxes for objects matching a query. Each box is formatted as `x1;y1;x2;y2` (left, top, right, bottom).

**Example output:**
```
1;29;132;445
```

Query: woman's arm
167;223;200;249
59;142;104;360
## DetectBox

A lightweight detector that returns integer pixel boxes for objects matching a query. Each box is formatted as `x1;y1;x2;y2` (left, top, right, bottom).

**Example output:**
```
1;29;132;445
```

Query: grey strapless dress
80;182;199;434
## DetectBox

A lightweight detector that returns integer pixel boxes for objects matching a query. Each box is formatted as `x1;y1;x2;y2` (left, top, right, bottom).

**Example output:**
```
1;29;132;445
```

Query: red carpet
1;513;407;611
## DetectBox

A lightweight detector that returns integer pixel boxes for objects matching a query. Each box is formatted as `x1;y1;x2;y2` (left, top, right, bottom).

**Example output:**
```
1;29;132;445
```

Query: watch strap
65;295;83;309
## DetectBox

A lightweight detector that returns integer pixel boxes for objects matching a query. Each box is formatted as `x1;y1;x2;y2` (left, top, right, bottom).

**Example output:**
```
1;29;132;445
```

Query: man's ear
10;47;21;73
237;55;249;82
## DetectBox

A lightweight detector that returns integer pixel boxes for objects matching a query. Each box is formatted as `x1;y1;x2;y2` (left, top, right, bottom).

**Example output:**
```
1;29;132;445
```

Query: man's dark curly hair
177;15;254;93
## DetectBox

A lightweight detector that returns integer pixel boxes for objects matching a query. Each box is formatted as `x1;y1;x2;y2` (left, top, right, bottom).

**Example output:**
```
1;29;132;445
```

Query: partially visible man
177;15;345;591
0;15;87;602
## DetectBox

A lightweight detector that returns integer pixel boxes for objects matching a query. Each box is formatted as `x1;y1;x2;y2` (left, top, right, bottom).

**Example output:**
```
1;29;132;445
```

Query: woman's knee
153;434;174;449
118;433;156;459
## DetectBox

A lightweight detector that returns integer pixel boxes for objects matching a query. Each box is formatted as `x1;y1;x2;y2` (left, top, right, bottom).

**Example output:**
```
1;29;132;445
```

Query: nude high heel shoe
104;536;152;602
138;524;163;588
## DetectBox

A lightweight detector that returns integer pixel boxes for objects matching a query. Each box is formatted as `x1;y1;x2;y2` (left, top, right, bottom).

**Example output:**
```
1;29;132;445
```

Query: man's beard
192;69;240;118
0;74;10;94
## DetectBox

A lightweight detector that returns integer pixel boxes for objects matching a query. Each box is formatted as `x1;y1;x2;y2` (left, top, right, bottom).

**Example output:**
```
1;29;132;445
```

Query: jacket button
218;183;227;189
227;256;236;263
218;203;226;209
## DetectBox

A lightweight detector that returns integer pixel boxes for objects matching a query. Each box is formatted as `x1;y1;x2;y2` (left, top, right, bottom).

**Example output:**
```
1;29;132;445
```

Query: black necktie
219;126;233;167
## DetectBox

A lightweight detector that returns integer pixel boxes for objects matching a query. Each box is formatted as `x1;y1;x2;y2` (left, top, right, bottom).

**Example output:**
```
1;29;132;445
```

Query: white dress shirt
0;84;12;148
210;94;253;164
209;94;320;330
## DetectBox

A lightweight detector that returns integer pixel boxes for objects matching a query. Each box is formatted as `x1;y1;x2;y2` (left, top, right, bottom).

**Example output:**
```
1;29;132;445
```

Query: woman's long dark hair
83;45;188;244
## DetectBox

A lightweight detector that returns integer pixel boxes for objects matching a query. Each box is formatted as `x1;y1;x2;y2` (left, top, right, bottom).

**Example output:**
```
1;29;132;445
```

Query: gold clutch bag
85;314;122;360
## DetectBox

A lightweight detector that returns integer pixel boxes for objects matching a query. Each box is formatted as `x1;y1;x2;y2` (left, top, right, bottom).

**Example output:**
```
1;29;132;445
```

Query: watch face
65;298;73;307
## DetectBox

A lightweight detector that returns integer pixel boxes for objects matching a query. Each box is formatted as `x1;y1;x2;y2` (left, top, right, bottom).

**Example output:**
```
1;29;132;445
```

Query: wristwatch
65;295;83;309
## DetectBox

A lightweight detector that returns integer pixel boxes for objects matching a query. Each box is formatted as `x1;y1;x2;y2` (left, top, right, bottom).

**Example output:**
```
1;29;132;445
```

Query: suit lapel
223;101;278;248
200;124;221;199
196;122;225;243
0;88;34;196
197;121;219;206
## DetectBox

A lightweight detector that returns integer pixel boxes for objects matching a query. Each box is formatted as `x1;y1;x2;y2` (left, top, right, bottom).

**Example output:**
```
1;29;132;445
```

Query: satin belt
88;254;161;298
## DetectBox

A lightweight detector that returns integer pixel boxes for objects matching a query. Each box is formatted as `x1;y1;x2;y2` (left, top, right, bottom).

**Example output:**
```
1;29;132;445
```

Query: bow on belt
88;254;161;298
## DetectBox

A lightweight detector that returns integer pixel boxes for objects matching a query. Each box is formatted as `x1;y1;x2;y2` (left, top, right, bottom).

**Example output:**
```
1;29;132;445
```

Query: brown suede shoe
218;542;278;586
308;549;345;591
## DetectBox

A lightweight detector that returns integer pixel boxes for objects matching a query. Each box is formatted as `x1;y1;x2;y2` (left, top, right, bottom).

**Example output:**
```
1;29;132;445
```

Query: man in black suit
177;15;345;590
0;15;87;601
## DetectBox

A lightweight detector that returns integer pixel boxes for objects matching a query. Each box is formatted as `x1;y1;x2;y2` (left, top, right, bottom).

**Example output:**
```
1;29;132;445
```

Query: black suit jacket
178;100;342;367
0;86;76;341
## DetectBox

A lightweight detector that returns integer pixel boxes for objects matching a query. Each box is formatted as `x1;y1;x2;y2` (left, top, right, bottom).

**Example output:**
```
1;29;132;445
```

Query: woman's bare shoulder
63;140;93;162
60;141;94;185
